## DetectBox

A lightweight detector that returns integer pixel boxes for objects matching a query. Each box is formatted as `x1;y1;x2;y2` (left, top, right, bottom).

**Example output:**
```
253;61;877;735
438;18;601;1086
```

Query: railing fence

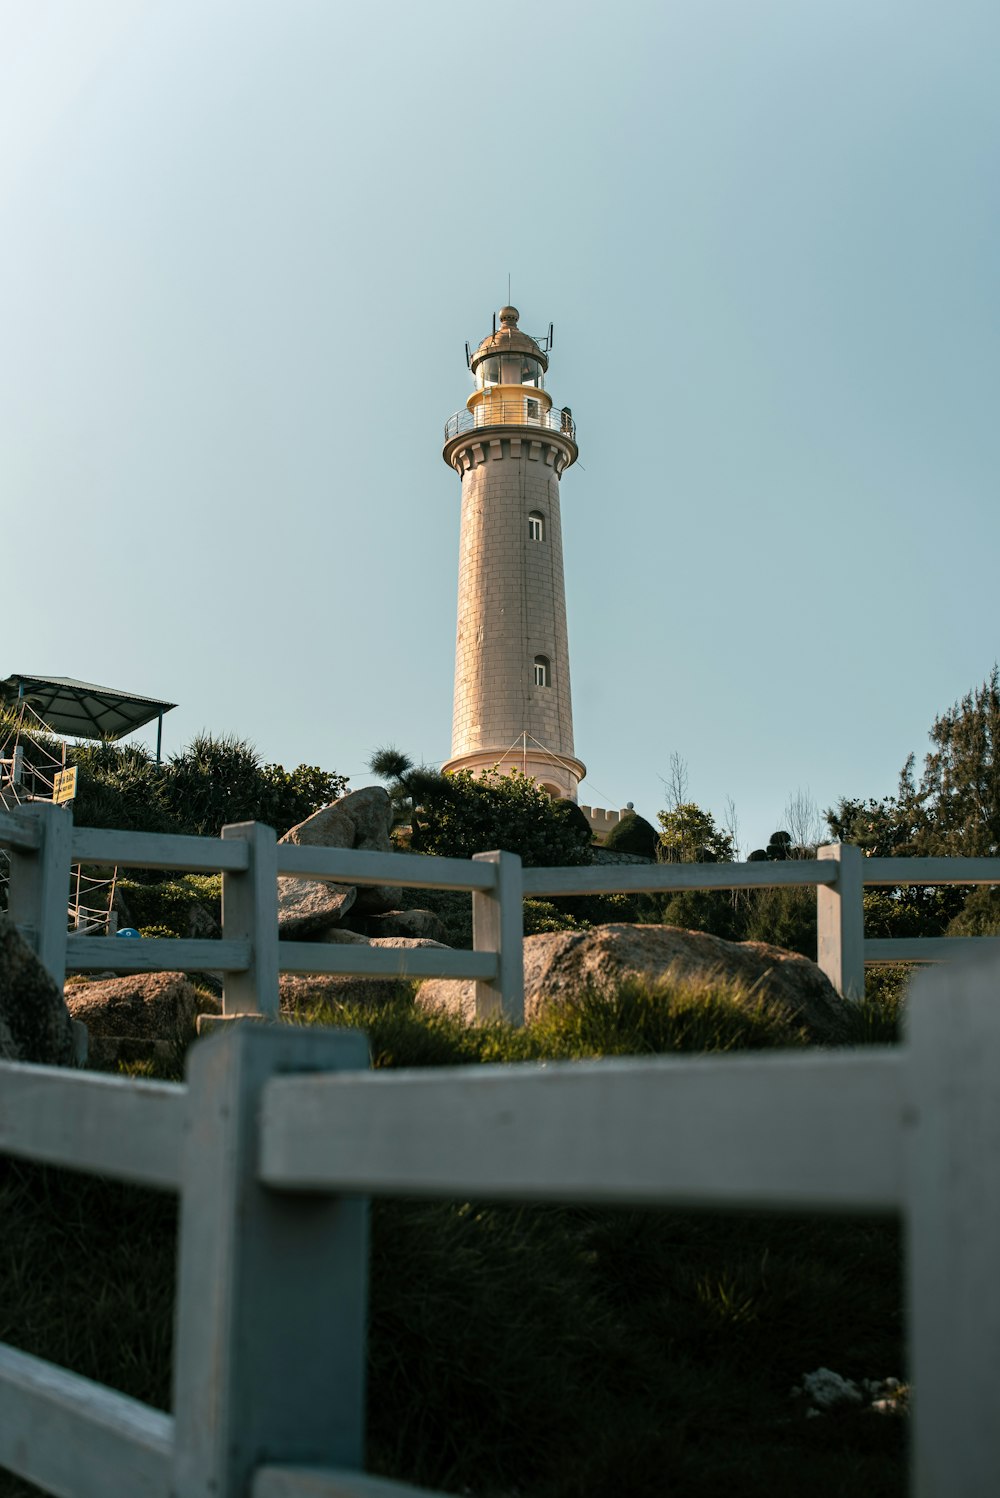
3;803;1000;1494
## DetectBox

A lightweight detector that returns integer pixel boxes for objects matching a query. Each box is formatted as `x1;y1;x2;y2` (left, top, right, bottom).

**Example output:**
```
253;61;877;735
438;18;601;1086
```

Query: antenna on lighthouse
549;322;554;350
465;341;472;369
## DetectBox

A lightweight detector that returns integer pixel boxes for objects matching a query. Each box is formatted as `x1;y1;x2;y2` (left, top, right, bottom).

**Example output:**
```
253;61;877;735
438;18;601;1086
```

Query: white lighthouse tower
442;306;585;800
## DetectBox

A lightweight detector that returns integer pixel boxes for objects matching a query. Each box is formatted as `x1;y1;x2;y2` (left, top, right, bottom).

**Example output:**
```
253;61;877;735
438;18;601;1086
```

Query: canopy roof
0;674;176;740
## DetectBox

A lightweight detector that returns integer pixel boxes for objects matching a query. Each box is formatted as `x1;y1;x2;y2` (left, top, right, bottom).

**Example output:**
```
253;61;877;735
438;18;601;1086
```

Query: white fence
3;802;1000;1494
3;801;1000;1024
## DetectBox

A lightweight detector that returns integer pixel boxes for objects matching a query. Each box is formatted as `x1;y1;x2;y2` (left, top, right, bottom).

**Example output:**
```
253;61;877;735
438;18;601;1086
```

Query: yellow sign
52;767;78;804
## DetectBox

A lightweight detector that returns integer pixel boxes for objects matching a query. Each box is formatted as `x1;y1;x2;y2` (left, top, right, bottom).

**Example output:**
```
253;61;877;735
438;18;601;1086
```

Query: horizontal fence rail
0;1062;185;1189
521;858;840;897
258;1049;905;1212
5;805;1000;1029
3;955;1000;1494
0;1343;174;1498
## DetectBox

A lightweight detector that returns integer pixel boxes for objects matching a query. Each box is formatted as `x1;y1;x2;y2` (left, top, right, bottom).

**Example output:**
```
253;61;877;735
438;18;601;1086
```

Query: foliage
117;874;221;938
160;733;346;837
69;741;176;833
741;886;817;957
603;809;658;859
410;767;593;867
657;801;735;864
909;667;1000;856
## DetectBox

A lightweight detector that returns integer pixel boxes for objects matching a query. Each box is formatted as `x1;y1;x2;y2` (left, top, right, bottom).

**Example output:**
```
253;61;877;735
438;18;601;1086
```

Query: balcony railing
445;401;576;442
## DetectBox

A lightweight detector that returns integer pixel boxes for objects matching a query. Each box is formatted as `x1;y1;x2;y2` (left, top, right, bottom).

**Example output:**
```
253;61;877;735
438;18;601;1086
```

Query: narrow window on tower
528;511;545;542
534;655;550;688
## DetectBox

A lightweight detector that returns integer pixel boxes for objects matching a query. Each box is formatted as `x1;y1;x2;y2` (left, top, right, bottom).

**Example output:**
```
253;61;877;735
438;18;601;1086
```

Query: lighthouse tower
442;307;585;800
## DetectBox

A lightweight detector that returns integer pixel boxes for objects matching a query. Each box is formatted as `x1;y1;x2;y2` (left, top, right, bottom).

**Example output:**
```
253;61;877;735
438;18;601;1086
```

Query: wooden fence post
171;1024;370;1498
472;850;524;1025
816;842;865;1001
6;802;73;990
905;949;1000;1495
221;821;279;1017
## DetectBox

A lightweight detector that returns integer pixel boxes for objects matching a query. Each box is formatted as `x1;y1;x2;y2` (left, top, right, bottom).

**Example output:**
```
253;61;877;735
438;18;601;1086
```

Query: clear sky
2;0;998;854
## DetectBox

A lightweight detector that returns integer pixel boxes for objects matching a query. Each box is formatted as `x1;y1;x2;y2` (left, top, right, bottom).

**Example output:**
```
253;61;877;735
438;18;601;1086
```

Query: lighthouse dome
470;307;549;387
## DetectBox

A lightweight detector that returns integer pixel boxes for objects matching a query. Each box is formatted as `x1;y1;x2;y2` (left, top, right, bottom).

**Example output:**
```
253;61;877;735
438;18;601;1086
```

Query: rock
363;909;448;943
416;923;848;1040
277;876;356;938
281;785;394;851
0;913;78;1065
278;786;402;926
280;937;450;1013
186;901;222;941
64;971;218;1041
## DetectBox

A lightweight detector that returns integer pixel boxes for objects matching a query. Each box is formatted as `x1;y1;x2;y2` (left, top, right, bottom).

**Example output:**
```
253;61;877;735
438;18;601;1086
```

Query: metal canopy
0;674;177;741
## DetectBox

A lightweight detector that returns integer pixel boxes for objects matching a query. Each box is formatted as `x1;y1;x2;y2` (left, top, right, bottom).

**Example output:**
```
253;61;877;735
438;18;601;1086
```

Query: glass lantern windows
475;354;544;389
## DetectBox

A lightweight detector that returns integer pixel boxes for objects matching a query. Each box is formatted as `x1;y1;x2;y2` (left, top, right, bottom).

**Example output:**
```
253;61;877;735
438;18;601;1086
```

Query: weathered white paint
0;1061;184;1189
71;826;250;873
171;1026;370;1498
222;821;280;1017
258;1049;905;1211
66;936;250;973
521;858;839;898
0;1341;172;1498
277;843;496;891
865;936;1000;964
6;801;73;986
905;953;1000;1497
0;805;42;851
278;942;497;982
863;856;1000;886
471;850;525;1023
817;843;866;1001
254;1465;449;1498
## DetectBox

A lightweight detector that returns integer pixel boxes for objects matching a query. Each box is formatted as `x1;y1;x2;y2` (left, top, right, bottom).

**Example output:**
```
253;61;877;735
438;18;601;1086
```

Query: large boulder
65;971;220;1074
277;876;356;938
280;937;450;1013
279;786;401;930
64;971;214;1039
416;923;848;1041
0;913;78;1065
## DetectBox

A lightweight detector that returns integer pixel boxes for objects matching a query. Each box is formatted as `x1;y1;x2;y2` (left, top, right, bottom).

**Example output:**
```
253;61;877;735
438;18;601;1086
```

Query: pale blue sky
2;0;998;852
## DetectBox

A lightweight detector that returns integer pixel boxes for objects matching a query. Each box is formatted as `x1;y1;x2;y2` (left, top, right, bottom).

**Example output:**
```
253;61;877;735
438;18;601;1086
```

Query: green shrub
411;767;593;867
117;874;221;938
603;810;658;859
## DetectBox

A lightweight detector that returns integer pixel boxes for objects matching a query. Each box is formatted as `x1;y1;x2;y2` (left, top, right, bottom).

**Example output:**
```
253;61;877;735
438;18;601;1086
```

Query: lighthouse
442;306;585;800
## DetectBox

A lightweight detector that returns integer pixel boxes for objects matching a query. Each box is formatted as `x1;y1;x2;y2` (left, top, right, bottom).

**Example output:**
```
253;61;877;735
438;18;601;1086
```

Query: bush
603;810;658;859
412;768;592;867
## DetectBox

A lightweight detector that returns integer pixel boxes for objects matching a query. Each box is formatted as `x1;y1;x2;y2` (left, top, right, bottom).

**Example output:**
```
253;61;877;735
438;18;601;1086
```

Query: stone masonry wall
450;434;576;765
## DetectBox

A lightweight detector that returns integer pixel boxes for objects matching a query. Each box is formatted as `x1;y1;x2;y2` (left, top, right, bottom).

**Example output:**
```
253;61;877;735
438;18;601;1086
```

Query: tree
911;668;1000;857
657;802;734;864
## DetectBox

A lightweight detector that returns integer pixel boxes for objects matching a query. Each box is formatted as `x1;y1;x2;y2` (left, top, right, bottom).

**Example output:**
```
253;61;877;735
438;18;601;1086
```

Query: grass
0;974;907;1498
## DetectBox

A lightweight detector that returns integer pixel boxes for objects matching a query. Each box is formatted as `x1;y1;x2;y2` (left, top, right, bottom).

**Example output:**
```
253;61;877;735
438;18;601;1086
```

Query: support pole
6;801;73;990
472;849;524;1024
905;950;1000;1495
221;821;279;1017
171;1025;370;1498
816;842;865;1001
